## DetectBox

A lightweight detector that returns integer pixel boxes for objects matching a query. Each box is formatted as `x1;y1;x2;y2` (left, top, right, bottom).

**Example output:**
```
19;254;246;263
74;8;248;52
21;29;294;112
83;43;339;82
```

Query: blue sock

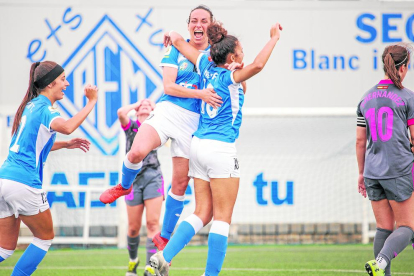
121;163;141;189
163;214;203;263
160;192;185;240
205;221;229;276
11;244;47;276
0;256;4;262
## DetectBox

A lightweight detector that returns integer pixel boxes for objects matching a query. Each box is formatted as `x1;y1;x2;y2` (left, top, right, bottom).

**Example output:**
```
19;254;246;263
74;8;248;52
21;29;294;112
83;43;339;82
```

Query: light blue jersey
0;95;61;189
193;54;245;143
159;41;210;113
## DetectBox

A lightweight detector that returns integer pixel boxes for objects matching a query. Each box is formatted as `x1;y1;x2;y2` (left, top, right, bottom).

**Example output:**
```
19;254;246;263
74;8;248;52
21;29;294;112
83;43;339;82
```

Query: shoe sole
365;263;374;276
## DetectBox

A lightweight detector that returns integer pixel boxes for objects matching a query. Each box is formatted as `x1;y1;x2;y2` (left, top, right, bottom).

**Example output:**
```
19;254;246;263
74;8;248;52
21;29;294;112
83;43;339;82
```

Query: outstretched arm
233;23;282;84
51;138;91;152
51;84;98;135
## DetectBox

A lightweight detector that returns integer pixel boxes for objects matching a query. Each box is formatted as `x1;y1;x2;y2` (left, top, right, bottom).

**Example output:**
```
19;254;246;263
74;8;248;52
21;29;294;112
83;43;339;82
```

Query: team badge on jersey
57;15;163;155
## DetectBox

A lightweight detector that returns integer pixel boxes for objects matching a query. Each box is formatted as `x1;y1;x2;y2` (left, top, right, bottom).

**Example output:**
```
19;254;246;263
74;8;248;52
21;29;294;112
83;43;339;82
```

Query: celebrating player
100;5;221;251
147;21;282;276
118;99;164;276
356;44;414;276
0;61;98;275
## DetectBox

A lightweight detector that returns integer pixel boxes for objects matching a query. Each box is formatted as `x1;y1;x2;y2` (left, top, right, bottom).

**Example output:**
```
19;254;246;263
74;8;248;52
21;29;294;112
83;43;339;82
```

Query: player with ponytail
0;61;98;275
356;43;414;276
147;21;282;276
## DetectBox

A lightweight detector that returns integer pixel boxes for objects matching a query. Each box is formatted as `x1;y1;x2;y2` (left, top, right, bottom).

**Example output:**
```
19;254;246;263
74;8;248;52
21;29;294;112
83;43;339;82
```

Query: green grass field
0;244;413;276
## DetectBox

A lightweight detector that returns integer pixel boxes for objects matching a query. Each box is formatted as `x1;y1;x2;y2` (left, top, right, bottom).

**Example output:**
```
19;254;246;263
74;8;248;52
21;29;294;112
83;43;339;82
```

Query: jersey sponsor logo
55;15;163;155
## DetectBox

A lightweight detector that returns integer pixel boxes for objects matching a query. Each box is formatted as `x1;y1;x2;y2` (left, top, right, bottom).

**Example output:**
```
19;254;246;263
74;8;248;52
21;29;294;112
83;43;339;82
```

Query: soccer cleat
126;258;139;276
149;251;169;276
100;183;132;204
152;232;169;251
365;260;385;276
144;265;156;276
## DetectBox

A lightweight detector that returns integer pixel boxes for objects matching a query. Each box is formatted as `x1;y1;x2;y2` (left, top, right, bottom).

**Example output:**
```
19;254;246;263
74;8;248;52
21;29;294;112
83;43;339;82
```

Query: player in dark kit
356;43;414;276
117;99;164;276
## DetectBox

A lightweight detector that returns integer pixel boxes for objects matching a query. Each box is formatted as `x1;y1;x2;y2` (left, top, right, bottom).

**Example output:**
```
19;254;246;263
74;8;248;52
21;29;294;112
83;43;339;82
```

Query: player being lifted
99;5;221;251
147;21;282;276
0;61;98;275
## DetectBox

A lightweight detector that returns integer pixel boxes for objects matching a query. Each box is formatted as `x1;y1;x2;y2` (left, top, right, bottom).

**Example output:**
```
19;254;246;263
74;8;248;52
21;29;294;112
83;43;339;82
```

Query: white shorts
0;178;49;218
144;101;200;159
188;136;240;182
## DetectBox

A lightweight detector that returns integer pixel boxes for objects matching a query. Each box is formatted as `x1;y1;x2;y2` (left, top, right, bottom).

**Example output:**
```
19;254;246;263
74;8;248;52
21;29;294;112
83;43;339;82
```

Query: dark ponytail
207;22;238;65
382;44;411;90
12;61;58;135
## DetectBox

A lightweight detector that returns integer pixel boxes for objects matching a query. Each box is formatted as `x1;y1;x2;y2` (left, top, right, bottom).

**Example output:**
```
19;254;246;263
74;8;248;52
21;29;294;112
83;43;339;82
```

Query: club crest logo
58;15;163;155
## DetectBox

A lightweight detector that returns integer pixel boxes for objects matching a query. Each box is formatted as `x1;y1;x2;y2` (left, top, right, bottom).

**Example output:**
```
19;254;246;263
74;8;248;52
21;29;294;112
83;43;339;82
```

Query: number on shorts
10;115;27;153
365;107;393;142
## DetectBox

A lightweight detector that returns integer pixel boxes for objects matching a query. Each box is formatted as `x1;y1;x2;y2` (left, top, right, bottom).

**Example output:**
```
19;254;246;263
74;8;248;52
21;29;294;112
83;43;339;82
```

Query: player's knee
194;210;213;226
128;228;140;237
128;222;141;235
128;150;145;163
0;247;15;261
171;179;189;195
145;220;159;234
32;237;53;252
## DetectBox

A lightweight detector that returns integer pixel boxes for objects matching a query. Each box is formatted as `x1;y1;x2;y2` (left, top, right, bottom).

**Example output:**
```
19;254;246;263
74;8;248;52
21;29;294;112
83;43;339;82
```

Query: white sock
376;256;388;270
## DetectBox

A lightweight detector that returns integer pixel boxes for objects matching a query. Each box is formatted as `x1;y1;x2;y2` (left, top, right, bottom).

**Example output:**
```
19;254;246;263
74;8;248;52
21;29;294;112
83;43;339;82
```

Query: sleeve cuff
121;119;132;130
407;118;414;126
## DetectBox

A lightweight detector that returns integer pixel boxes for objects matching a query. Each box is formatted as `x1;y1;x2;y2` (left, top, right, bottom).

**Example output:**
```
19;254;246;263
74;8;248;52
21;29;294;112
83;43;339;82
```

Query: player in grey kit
118;99;163;276
356;43;414;276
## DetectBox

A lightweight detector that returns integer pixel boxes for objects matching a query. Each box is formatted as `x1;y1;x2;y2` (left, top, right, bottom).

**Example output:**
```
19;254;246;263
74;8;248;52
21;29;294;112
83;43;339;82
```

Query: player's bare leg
100;124;161;204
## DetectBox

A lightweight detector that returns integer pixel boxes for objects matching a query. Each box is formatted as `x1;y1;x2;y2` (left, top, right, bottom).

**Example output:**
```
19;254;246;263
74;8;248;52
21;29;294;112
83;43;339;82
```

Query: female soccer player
147;21;282;276
0;61;98;275
100;5;222;251
356;44;414;276
118;99;163;276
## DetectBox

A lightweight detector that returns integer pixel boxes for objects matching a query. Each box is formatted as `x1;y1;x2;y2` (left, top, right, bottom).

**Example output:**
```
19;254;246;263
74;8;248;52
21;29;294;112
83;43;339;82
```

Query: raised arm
233;23;282;84
51;138;90;152
117;100;142;127
51;84;98;135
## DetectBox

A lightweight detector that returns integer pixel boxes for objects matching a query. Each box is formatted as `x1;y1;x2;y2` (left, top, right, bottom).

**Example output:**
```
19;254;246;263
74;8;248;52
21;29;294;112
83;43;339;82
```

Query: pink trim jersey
357;79;414;179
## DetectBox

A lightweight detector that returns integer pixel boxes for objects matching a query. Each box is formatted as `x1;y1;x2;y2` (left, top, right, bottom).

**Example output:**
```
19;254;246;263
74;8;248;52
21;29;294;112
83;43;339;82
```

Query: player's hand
358;174;366;198
164;32;172;47
133;100;143;111
270;23;282;40
225;62;244;71
66;138;91;153
199;88;222;109
84;84;98;102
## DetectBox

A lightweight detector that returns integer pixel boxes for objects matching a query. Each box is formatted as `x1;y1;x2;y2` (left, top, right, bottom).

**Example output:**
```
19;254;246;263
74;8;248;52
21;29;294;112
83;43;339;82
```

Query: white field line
24;247;373;256
0;266;413;275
